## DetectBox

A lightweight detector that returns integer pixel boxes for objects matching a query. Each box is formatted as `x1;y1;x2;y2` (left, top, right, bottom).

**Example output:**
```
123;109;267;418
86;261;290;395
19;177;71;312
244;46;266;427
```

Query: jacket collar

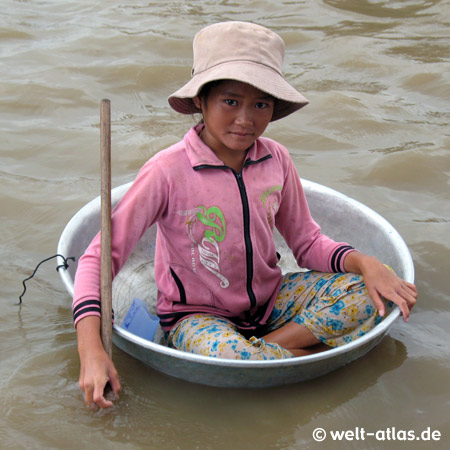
184;124;272;169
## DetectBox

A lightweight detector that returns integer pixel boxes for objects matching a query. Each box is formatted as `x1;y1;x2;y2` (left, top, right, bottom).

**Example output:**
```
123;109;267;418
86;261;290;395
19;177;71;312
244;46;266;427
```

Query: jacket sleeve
274;146;355;273
72;158;169;327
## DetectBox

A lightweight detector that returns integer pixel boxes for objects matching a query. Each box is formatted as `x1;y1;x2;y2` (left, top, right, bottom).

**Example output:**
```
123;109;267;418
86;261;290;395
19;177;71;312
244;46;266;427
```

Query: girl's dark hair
194;80;223;124
197;80;223;102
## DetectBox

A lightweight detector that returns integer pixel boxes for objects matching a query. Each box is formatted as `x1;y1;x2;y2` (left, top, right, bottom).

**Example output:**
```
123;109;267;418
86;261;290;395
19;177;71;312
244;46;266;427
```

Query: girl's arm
76;316;121;408
343;252;418;321
73;159;168;408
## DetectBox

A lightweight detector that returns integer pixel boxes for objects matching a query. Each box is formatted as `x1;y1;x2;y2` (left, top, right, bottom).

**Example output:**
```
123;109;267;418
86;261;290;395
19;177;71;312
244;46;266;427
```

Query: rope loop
18;254;75;304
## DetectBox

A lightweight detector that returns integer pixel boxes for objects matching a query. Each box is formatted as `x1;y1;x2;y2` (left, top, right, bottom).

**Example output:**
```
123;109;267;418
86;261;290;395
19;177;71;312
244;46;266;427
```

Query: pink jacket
73;125;354;331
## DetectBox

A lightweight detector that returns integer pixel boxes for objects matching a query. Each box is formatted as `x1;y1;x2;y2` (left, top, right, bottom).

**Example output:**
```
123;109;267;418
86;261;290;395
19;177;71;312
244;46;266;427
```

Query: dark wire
18;254;75;304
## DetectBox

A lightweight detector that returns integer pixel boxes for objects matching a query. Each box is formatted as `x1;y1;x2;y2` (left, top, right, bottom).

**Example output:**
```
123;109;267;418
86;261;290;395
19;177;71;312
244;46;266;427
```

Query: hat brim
168;60;308;122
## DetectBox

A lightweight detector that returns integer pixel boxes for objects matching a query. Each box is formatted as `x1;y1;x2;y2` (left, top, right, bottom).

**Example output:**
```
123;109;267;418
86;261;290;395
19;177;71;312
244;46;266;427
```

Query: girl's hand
76;316;121;409
344;252;418;322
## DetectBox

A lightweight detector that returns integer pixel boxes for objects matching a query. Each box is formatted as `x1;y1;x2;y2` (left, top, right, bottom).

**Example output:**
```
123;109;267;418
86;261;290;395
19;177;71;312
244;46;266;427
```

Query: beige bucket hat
168;21;309;122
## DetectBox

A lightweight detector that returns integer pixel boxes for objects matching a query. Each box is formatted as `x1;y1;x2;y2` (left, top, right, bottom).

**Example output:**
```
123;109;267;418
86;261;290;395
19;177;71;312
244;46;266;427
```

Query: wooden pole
100;99;112;359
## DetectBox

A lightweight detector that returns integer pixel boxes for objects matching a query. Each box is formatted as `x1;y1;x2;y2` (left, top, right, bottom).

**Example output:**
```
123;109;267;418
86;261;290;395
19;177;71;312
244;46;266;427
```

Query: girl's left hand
344;252;418;321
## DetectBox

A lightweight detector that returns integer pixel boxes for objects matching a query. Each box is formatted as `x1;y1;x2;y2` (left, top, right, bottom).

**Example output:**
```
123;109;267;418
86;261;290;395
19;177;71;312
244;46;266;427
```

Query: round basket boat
57;179;414;388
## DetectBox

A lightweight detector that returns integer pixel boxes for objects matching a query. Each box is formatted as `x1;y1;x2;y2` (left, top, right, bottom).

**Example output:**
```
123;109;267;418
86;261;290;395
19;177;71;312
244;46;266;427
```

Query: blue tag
121;298;160;341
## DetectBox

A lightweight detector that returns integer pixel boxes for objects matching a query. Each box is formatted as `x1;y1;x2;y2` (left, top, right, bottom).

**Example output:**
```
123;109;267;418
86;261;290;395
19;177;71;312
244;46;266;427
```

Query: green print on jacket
178;205;230;288
196;206;226;243
196;205;229;288
260;185;282;231
260;185;282;206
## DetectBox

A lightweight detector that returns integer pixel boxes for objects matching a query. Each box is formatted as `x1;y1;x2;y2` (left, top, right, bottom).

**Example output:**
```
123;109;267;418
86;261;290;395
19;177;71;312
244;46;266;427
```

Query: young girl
73;21;417;408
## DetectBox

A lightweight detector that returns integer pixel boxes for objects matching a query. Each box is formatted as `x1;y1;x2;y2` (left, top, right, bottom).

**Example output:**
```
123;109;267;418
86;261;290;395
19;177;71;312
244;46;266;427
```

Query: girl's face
193;80;275;170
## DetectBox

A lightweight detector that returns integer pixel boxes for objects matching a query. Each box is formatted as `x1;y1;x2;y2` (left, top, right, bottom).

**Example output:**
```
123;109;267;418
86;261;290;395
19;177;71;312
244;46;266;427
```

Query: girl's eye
225;99;237;106
255;102;269;109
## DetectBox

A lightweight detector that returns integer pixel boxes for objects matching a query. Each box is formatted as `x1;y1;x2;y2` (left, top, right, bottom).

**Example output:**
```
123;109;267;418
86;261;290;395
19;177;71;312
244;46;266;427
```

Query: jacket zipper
234;170;257;316
194;155;272;325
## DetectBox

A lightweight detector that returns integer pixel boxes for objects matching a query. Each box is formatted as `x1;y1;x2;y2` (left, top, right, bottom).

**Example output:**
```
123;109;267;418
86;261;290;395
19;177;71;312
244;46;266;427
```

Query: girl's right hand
78;347;121;409
76;316;121;409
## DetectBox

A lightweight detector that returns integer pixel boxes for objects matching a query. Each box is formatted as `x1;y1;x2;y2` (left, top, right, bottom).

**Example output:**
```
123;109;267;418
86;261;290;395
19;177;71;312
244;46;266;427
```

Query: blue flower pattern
168;270;388;359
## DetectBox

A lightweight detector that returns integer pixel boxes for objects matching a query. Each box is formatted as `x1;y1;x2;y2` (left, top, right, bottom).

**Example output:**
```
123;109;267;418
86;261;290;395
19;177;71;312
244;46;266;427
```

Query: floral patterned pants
167;271;386;360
